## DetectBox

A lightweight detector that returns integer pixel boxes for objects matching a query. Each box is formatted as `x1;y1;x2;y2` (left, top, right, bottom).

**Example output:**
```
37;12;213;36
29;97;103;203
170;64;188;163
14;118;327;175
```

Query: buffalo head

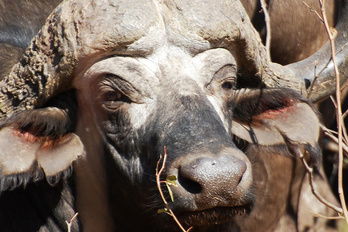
0;0;345;231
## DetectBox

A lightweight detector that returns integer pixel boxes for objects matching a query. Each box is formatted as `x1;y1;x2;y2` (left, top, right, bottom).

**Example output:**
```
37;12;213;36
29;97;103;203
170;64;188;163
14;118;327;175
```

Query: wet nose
176;150;252;209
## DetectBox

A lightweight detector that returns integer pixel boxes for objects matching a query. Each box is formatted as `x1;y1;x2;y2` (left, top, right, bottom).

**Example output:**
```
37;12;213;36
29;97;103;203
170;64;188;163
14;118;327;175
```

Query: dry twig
156;147;193;232
260;0;271;60
66;213;78;232
302;1;324;22
312;212;345;220
342;109;348;120
297;147;343;214
303;0;348;223
318;0;348;224
322;125;348;156
303;2;348;99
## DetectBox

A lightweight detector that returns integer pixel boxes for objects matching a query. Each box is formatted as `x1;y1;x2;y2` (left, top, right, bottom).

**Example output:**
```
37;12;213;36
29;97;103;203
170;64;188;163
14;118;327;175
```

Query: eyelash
104;91;123;102
221;81;234;90
98;81;130;109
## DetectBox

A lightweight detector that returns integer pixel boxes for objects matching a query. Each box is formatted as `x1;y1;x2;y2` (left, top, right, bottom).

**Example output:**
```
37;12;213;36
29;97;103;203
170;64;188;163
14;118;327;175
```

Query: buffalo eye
102;90;131;105
99;75;135;107
207;64;238;95
104;91;123;102
101;90;131;111
221;81;234;90
214;65;237;89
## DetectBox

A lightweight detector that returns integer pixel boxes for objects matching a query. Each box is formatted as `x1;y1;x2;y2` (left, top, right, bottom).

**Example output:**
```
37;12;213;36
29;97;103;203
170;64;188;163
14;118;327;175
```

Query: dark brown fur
0;0;62;79
241;0;337;64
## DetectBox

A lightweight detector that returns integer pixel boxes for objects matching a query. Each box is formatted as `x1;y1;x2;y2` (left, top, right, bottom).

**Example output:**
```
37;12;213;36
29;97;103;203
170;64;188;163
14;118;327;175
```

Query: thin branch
343;109;348;120
303;2;348;99
321;124;339;135
319;0;348;224
307;60;329;98
330;95;338;109
328;98;348;151
304;0;348;223
66;213;78;232
312;212;345;220
337;42;348;56
342;113;348;145
323;130;348;156
297;148;343;214
342;79;348;92
260;0;271;60
156;147;192;232
322;124;348;150
302;1;324;22
306;43;348;98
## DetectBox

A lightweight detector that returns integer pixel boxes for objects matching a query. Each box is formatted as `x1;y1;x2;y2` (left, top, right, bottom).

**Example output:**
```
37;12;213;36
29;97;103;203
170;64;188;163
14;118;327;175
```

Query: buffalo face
73;47;319;231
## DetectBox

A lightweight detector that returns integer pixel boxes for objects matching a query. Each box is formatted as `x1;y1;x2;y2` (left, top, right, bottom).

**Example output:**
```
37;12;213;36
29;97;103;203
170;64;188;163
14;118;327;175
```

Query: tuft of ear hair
231;88;321;168
0;90;84;191
3;90;78;139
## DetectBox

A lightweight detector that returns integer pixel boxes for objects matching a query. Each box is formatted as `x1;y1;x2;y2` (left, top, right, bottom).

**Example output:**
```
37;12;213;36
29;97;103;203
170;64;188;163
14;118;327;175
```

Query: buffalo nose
176;151;252;209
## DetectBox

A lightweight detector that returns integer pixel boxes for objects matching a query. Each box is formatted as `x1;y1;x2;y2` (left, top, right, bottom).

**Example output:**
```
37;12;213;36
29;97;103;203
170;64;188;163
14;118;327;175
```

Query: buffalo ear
231;88;320;163
0;90;84;191
0;127;84;191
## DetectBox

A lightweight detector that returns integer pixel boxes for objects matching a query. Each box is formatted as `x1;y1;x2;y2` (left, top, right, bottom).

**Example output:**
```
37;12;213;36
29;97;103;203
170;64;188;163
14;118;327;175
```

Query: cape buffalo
0;0;346;231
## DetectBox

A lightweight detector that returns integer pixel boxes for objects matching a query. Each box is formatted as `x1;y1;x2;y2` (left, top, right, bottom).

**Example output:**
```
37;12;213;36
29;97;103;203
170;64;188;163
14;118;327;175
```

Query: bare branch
302;1;324;22
304;0;348;222
297;147;343;214
312;212;345;220
323;130;348;156
156;147;192;232
66;213;78;232
343;110;348;120
318;0;348;224
330;95;338;109
306;44;348;98
260;0;271;60
321;124;339;135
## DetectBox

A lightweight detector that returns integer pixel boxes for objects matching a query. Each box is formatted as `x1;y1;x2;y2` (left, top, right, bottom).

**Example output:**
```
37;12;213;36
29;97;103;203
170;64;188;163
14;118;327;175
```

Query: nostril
171;152;252;210
177;155;249;196
236;162;247;185
178;170;202;194
237;170;244;185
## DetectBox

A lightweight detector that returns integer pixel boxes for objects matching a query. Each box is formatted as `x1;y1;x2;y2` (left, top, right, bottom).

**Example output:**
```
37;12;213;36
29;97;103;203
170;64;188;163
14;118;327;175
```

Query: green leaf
166;175;178;187
157;208;168;214
166;182;175;202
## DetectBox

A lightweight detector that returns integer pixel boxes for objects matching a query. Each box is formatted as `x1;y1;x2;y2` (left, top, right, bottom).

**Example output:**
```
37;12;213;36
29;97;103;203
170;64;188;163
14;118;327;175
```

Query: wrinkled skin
0;0;342;232
72;46;329;231
75;48;289;231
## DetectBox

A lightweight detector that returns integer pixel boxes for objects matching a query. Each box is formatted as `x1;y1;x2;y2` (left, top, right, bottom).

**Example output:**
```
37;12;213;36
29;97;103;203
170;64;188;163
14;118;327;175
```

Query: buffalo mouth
175;205;252;227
